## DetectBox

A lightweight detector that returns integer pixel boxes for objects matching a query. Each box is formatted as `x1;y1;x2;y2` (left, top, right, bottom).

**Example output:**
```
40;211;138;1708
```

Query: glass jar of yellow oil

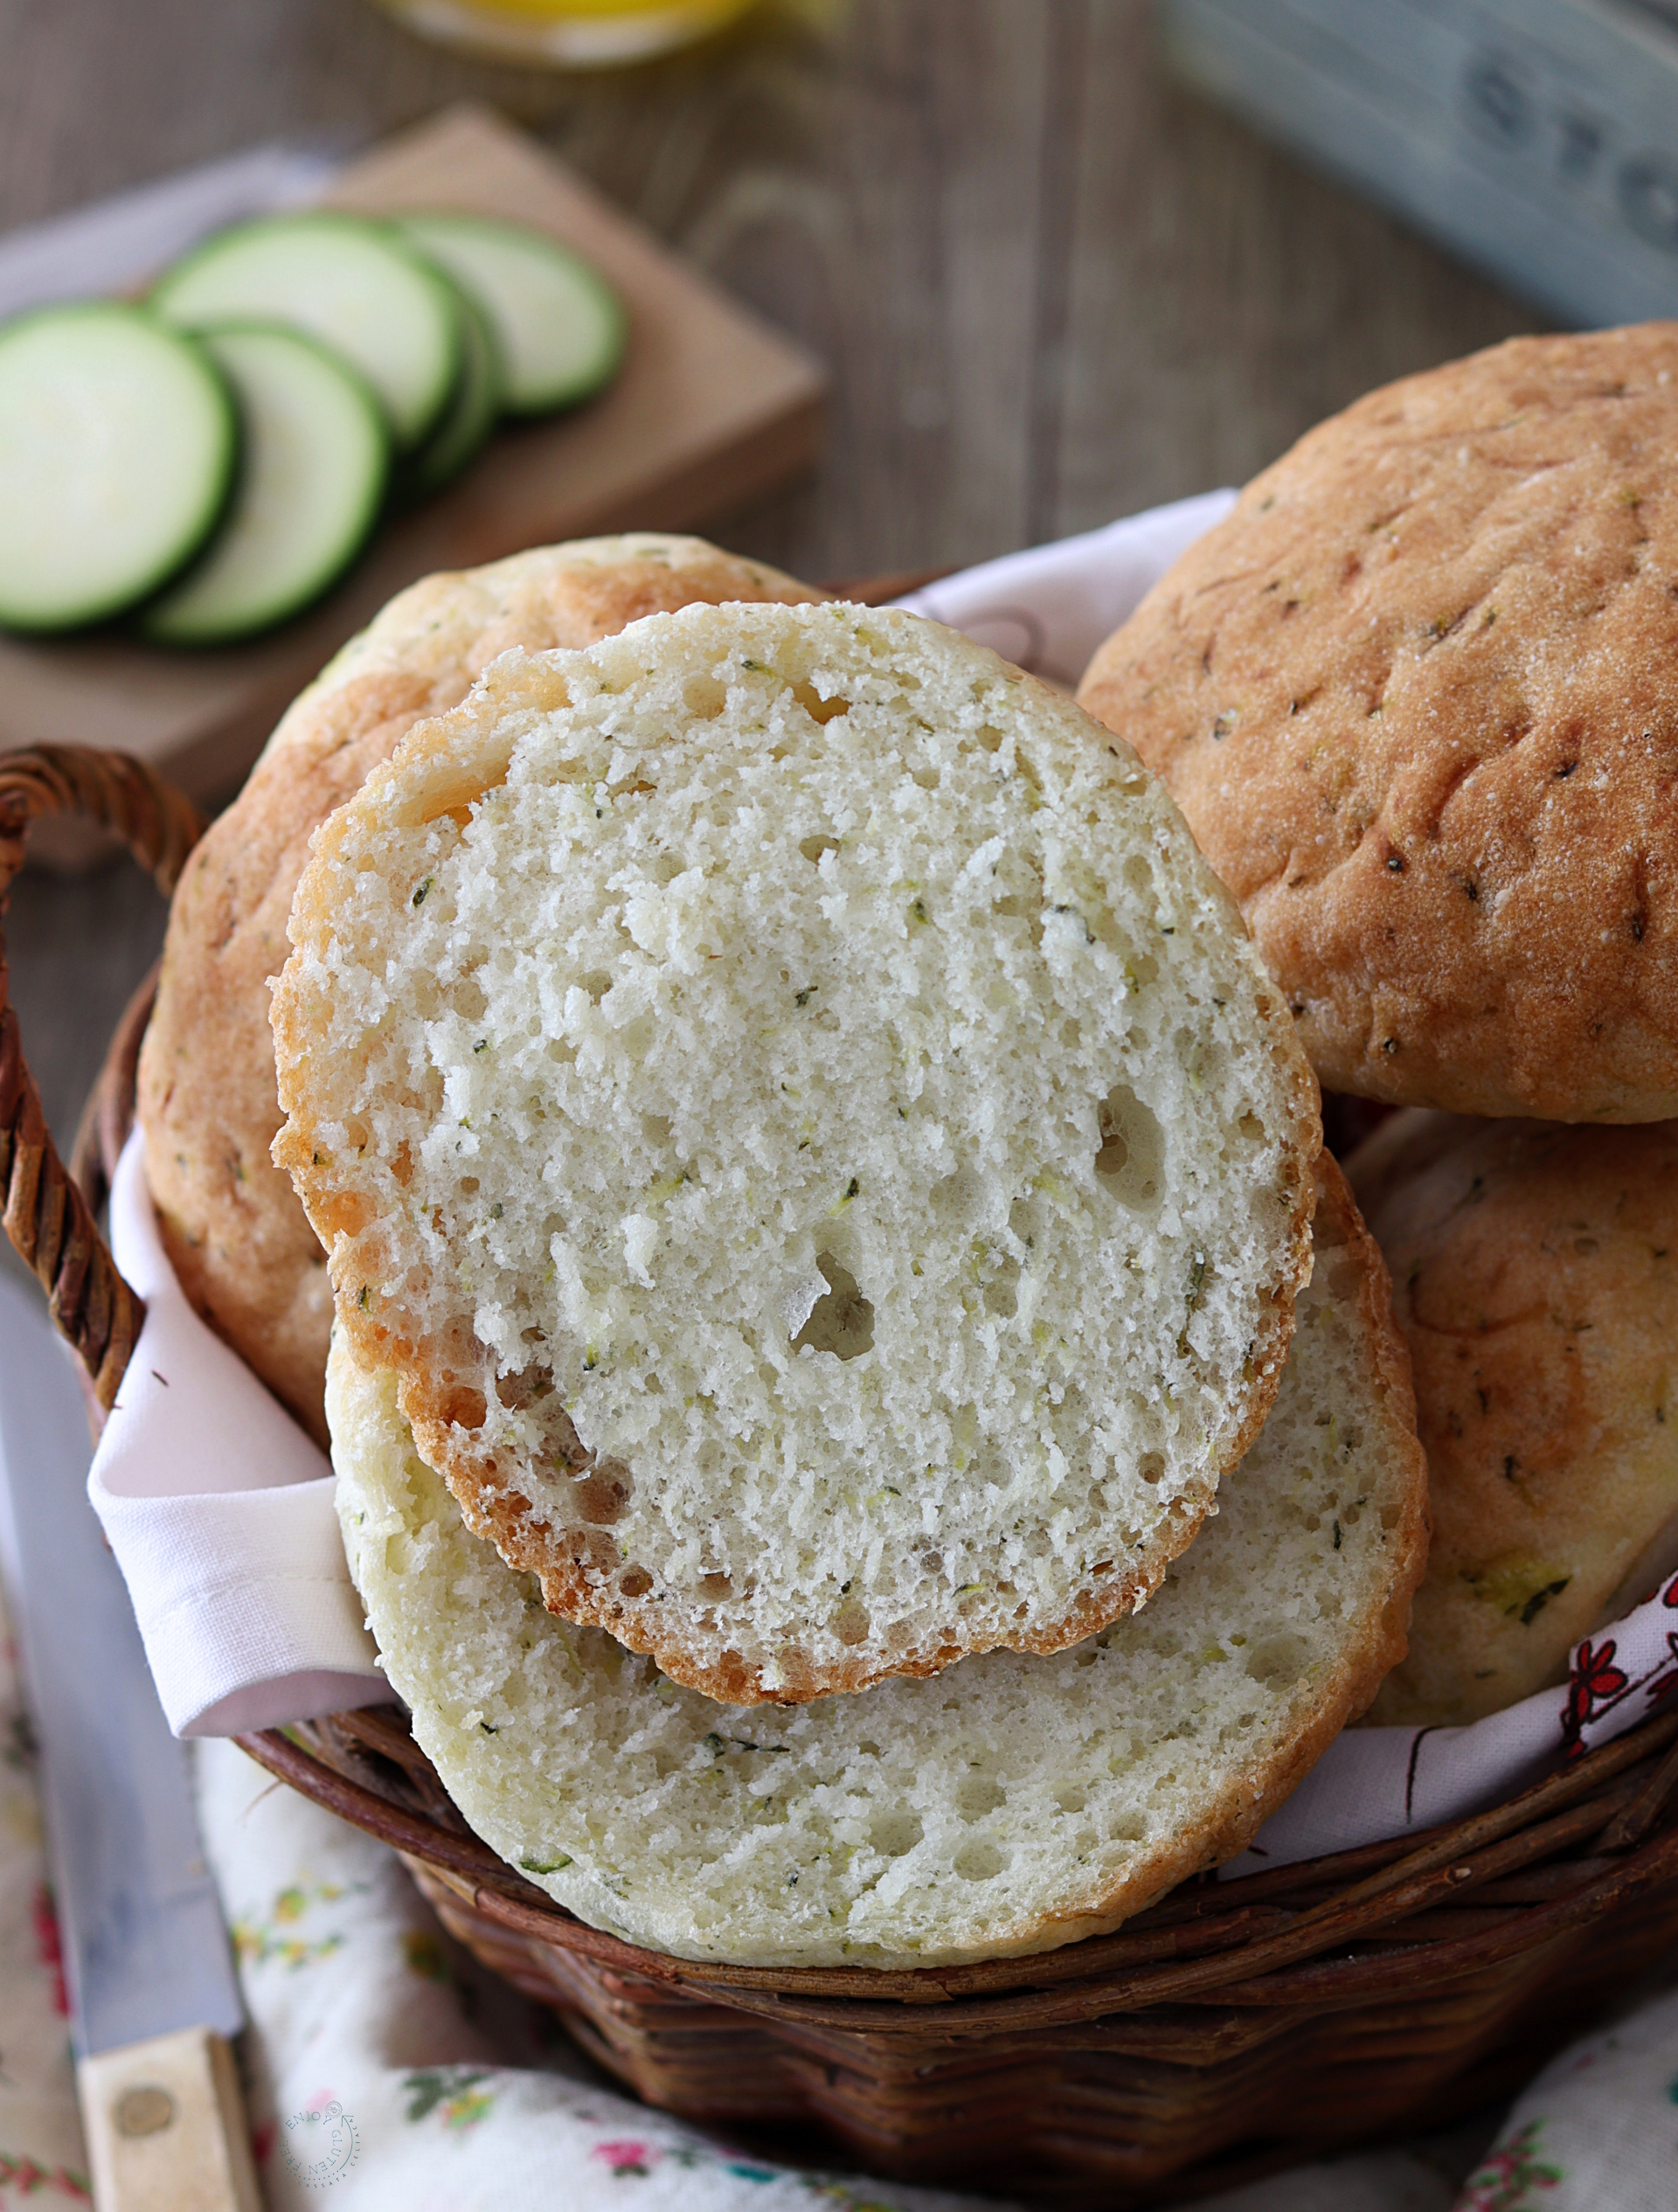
374;0;757;68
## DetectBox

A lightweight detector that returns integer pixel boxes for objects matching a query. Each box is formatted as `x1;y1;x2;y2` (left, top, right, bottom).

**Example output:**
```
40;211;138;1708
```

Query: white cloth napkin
891;488;1236;686
85;492;1678;1879
88;1132;384;1737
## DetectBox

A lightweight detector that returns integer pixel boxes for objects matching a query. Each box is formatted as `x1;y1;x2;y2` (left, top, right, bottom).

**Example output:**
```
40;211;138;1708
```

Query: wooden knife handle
78;2028;262;2212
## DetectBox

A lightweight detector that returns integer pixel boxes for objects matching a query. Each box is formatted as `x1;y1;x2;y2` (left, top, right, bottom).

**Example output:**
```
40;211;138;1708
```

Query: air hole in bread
870;1808;923;1857
683;673;727;718
405;751;514;829
953;1839;1006;1882
983;1253;1020;1316
956;1775;1006;1820
1008;1195;1044;1249
574;1460;633;1526
799;833;840;865
787;678;850;725
1140;1453;1165;1486
932;1166;986;1226
1244;1633;1309;1687
792;1255;875;1360
1095;1084;1163;1210
440;1385;487;1431
496;1363;553;1412
993;891;1044;946
835;1598;870;1647
620;1565;654;1598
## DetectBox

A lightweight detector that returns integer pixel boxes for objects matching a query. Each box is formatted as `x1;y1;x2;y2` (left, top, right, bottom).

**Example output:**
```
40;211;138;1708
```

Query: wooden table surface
1;0;1543;1152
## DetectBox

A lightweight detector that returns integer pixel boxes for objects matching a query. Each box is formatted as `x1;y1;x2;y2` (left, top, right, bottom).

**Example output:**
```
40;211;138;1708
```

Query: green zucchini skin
151;211;464;452
0;301;236;633
399;213;626;416
391;281;504;505
139;321;390;648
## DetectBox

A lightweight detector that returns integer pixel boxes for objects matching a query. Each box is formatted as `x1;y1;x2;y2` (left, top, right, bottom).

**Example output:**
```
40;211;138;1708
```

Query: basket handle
0;747;204;1411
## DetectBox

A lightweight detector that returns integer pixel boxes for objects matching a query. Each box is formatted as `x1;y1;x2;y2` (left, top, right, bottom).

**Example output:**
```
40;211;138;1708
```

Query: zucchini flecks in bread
274;602;1320;1702
0;302;234;632
328;1158;1425;1969
141;322;389;646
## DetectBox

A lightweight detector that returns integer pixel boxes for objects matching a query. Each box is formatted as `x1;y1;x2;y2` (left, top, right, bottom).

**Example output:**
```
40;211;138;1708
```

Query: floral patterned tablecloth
4;1574;1676;2212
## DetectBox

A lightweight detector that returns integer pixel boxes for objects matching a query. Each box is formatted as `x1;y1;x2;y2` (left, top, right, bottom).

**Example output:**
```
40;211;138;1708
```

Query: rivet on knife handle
78;2027;262;2212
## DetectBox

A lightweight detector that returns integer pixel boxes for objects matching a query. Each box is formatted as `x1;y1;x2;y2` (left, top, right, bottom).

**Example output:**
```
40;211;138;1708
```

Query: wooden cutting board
3;104;825;840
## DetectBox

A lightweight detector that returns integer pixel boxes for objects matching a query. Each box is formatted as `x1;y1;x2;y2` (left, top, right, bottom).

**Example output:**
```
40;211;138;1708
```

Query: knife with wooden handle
0;1274;260;2212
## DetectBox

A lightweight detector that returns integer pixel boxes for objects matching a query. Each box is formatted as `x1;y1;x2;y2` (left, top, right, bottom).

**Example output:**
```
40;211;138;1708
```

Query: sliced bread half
274;600;1320;1702
329;1156;1426;1969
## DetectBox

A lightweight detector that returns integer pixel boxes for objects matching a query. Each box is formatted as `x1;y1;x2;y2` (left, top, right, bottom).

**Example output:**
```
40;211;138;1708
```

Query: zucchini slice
0;302;234;632
140;322;388;647
151;213;462;451
392;281;503;503
399;214;625;415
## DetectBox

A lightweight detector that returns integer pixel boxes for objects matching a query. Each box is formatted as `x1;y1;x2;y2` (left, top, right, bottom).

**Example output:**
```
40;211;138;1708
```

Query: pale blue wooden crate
1157;0;1678;326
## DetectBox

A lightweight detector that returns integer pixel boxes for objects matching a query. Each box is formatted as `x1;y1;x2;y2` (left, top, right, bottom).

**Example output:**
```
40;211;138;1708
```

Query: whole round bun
136;536;823;1446
1078;324;1678;1123
1349;1110;1678;1725
274;600;1319;1703
328;1156;1426;1969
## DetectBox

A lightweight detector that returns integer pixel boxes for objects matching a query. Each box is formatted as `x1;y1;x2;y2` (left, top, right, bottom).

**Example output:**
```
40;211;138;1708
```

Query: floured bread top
1078;325;1678;1123
274;600;1319;1702
329;1158;1426;1969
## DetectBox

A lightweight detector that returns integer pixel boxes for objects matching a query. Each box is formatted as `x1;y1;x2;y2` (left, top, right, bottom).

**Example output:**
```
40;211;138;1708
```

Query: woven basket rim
236;1699;1678;2022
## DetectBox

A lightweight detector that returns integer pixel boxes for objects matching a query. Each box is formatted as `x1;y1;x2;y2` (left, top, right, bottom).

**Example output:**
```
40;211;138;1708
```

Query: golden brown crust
1078;323;1678;1123
137;537;823;1446
1350;1110;1678;1725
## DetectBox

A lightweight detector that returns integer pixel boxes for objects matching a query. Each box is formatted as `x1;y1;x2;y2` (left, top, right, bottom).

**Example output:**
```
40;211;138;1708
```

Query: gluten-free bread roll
1078;326;1678;1123
274;600;1320;1703
1351;1110;1678;1724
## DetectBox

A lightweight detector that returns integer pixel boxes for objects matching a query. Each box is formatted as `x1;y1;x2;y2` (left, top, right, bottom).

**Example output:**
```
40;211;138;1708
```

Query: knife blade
0;1271;260;2212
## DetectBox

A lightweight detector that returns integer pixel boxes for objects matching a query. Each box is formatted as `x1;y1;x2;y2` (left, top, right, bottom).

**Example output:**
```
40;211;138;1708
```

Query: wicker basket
8;740;1678;2208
